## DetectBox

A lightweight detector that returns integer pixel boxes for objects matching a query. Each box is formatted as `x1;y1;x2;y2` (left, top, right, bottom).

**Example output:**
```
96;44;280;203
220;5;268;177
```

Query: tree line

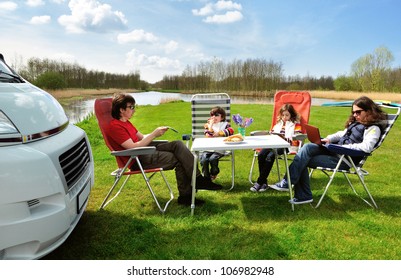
156;46;401;93
12;57;144;90
9;46;401;93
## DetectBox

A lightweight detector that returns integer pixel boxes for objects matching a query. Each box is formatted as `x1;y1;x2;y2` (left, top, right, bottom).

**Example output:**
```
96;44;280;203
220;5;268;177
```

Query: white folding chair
189;93;235;190
310;104;400;208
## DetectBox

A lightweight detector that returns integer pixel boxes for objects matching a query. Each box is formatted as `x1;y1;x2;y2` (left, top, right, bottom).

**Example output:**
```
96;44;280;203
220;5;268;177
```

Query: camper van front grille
59;138;91;191
27;199;40;207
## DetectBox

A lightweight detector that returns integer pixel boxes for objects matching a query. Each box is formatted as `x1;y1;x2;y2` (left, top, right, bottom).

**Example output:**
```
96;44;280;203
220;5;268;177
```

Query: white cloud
192;0;243;24
192;3;214;16
30;15;51;25
50;0;65;3
0;1;18;11
117;29;158;44
164;40;178;54
26;0;44;7
126;49;180;70
215;0;242;11
204;10;243;24
58;0;127;34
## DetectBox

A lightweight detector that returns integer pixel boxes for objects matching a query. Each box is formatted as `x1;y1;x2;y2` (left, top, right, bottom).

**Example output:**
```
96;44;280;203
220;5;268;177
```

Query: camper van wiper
0;70;25;83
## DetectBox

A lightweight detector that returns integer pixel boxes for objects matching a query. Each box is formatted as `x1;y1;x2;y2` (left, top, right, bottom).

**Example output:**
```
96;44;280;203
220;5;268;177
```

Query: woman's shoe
270;179;289;192
288;197;313;204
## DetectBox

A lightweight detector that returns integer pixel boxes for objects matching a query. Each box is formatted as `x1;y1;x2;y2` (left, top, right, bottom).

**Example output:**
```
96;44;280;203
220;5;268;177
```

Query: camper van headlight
0;111;22;144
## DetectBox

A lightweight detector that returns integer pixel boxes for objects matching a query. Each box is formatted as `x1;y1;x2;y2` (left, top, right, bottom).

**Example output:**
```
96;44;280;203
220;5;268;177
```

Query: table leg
227;150;235;191
191;152;198;216
283;150;294;211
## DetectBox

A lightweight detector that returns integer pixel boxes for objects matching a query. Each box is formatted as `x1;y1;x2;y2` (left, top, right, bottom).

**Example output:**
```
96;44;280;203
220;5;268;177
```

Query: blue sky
1;0;401;83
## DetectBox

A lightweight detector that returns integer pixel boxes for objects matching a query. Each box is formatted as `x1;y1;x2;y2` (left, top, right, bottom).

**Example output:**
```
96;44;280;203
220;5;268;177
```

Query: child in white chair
251;104;302;192
200;106;234;180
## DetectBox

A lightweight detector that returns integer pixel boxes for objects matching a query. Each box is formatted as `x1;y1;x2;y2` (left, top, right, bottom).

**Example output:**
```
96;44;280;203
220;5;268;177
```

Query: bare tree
351;46;394;91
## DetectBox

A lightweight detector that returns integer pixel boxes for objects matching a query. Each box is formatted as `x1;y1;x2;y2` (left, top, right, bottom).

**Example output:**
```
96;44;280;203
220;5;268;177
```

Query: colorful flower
232;113;253;128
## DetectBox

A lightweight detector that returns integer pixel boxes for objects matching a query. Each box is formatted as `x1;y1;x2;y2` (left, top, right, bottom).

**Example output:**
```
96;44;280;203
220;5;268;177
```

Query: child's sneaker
250;183;268;192
250;182;261;192
259;184;268;192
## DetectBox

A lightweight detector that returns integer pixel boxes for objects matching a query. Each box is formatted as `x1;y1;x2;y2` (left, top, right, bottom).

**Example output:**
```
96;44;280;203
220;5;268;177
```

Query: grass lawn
44;101;401;260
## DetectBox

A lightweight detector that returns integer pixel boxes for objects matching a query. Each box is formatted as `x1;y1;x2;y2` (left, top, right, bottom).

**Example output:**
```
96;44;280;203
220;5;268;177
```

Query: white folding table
190;134;293;215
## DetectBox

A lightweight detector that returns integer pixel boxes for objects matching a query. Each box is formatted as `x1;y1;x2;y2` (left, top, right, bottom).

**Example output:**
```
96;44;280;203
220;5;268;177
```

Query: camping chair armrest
293;133;307;141
111;146;156;157
250;130;270;136
149;140;168;146
326;144;369;157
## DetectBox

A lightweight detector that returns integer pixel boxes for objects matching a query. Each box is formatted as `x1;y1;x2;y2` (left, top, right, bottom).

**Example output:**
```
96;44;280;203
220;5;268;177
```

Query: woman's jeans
286;143;350;200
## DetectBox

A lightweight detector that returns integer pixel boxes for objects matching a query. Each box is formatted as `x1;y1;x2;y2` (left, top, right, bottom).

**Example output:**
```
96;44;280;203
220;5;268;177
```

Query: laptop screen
305;124;323;145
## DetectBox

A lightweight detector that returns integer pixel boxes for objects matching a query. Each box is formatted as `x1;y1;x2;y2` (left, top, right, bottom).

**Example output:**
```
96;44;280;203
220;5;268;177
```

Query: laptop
304;124;325;146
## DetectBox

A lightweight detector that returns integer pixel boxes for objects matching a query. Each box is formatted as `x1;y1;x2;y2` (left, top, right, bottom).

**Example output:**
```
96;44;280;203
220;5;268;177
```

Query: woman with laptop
270;96;388;204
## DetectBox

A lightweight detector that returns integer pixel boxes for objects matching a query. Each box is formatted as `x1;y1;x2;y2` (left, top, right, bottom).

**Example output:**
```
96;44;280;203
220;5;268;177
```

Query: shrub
34;71;67;90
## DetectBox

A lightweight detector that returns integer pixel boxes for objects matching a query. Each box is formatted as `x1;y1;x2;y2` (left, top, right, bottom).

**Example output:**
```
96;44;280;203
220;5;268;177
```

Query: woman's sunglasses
352;109;364;115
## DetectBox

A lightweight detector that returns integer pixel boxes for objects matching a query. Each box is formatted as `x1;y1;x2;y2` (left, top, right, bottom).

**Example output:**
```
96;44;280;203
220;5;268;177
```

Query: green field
44;101;401;260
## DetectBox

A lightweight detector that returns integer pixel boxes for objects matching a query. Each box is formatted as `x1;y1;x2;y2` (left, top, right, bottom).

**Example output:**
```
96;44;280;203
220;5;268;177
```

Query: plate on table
224;140;246;144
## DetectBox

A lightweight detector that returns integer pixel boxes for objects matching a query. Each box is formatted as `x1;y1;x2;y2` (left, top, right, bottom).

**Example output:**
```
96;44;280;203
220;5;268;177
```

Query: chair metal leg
100;160;133;209
249;149;284;185
135;157;174;214
274;150;281;182
248;151;257;184
315;154;378;209
315;155;344;208
100;157;174;213
346;156;378;208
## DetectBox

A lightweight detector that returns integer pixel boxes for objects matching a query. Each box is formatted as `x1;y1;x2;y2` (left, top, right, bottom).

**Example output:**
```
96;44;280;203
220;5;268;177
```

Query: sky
1;0;401;83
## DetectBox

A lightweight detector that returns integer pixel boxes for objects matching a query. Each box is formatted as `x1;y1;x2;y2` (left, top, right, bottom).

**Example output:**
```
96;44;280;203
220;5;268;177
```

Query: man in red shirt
107;93;222;206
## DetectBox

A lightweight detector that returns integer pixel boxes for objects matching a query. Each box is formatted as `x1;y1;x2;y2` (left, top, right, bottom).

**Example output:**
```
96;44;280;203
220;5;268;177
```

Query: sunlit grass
44;101;401;260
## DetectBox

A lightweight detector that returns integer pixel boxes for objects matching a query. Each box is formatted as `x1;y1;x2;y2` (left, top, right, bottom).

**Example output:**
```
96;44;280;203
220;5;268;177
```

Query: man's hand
154;127;168;137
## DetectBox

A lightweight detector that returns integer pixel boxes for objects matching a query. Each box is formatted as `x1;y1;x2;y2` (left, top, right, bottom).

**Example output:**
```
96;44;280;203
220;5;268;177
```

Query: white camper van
0;54;94;259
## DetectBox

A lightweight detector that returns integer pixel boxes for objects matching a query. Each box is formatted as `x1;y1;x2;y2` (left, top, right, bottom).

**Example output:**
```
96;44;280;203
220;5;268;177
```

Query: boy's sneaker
289;197;313;205
270;179;289;192
250;183;268;192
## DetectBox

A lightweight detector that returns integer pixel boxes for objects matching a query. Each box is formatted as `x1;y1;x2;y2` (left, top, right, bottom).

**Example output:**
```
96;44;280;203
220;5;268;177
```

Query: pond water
62;91;335;124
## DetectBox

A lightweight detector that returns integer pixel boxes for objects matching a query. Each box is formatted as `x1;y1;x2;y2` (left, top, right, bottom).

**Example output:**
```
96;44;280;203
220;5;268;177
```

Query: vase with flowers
232;113;253;137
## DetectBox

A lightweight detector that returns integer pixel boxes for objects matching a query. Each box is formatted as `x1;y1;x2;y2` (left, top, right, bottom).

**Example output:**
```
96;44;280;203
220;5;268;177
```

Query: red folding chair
248;91;311;184
94;98;174;213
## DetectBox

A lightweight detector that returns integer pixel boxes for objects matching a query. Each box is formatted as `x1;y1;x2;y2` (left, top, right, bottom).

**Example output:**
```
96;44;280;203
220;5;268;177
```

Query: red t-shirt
107;119;139;167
